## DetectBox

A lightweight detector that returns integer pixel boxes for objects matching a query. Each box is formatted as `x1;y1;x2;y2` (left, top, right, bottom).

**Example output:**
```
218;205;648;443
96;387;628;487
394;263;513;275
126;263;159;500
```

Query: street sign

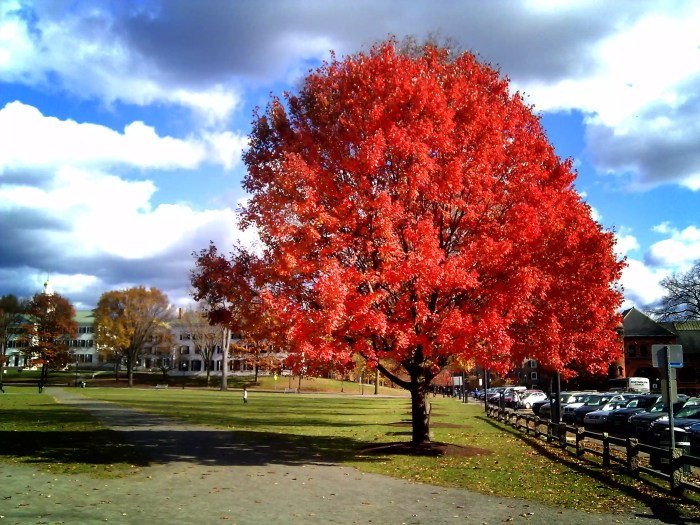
651;344;683;368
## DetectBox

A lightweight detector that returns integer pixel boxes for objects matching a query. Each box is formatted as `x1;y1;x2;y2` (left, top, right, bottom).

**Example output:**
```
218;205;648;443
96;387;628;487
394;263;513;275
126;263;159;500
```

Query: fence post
547;421;555;443
626;438;639;475
576;427;585;457
558;422;567;449
602;433;610;468
670;447;684;494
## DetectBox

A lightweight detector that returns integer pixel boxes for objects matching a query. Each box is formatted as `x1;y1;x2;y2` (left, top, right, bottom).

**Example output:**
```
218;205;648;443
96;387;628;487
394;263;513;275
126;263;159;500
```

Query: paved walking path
0;388;682;525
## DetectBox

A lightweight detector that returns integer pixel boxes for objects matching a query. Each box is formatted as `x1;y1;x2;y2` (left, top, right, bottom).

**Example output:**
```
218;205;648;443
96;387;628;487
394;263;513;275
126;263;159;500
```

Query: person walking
242;387;248;404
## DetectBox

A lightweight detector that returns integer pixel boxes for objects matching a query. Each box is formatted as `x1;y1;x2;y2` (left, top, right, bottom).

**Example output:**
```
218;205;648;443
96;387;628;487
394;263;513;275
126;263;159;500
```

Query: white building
5;310;284;378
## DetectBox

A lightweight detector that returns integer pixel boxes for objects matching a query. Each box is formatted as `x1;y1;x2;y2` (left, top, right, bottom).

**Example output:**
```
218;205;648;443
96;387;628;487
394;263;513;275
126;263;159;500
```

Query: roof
663;321;700;355
621;307;676;338
74;310;95;325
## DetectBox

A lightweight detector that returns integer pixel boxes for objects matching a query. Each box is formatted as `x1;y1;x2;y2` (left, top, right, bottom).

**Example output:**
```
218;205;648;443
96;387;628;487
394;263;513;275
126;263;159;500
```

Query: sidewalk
0;388;675;525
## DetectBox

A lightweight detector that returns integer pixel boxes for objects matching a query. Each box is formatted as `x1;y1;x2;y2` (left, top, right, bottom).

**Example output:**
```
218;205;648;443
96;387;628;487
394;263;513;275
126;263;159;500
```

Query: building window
640;345;648;357
191;360;202;371
527;360;537;368
530;372;538;380
180;346;189;355
628;345;637;358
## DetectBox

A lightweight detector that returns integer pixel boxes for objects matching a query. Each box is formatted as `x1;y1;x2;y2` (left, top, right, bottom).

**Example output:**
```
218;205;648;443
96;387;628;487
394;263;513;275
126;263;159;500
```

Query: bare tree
653;260;700;321
180;307;225;387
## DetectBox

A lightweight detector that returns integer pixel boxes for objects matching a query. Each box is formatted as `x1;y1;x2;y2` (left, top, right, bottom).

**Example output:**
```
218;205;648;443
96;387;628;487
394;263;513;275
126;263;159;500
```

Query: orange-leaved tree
199;39;625;445
94;287;173;387
22;291;78;390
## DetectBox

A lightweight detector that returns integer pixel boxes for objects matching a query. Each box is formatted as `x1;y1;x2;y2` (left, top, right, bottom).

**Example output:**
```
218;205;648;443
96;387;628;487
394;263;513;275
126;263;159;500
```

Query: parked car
688;422;700;456
519;391;547;409
627;398;695;443
502;386;528;408
540;392;589;420
606;394;663;435
485;387;508;404
560;392;604;423
649;403;700;447
583;397;634;431
531;397;554;417
572;394;632;426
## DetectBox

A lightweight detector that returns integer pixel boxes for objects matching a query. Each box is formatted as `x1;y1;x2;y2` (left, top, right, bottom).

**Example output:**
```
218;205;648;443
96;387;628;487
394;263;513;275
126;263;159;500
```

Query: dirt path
0;388;676;525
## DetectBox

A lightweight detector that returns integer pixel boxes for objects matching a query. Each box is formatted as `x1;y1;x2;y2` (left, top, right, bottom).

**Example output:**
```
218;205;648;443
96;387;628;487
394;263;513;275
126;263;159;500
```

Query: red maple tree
22;291;78;390
196;39;625;445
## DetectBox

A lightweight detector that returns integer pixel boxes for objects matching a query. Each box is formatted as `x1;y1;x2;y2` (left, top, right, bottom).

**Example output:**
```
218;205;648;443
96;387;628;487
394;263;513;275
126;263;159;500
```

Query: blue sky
1;0;699;311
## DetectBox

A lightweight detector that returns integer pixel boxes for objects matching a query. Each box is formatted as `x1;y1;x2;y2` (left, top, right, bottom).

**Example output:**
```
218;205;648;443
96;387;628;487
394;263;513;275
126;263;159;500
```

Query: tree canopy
94;286;172;387
195;39;625;444
22;290;77;388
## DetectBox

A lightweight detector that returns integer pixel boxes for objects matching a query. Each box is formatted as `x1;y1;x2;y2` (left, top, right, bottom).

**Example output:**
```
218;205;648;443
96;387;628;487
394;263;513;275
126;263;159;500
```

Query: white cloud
0;162;255;307
646;224;700;269
0;101;245;172
0;3;241;127
614;230;640;257
0;165;241;259
516;5;700;190
620;258;668;309
202;130;250;171
520;7;700;125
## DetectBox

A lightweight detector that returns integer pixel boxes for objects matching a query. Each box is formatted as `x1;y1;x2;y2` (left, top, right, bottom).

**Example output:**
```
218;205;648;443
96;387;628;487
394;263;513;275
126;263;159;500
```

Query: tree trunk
127;356;134;387
373;359;434;446
409;379;431;445
0;348;5;392
220;328;229;391
38;363;47;393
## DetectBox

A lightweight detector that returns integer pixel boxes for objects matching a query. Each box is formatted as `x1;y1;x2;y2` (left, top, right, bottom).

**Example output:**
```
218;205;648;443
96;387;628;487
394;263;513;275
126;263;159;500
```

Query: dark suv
606;394;662;435
627;398;692;443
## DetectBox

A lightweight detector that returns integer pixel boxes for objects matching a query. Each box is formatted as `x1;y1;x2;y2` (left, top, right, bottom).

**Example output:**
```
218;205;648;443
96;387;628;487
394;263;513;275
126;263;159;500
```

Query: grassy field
1;383;698;518
0;385;146;477
0;368;408;395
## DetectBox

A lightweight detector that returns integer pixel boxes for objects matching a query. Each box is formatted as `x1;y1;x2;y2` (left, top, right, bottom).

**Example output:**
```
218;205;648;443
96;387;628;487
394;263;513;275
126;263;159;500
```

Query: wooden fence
485;404;700;495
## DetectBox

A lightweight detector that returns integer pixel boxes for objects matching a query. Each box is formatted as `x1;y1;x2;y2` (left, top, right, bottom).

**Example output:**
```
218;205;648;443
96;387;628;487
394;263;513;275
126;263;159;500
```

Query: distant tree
94;287;173;387
180;307;225;387
21;291;77;392
199;39;624;445
653;260;700;321
0;294;27;392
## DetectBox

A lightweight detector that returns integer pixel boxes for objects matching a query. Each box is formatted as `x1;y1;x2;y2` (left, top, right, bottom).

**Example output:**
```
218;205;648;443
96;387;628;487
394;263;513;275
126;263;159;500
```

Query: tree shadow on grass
0;429;149;468
0;427;387;471
477;415;700;524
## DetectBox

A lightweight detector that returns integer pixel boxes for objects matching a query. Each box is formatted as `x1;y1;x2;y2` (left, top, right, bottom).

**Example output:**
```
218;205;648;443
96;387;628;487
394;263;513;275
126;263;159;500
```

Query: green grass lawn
1;384;698;518
0;385;146;477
